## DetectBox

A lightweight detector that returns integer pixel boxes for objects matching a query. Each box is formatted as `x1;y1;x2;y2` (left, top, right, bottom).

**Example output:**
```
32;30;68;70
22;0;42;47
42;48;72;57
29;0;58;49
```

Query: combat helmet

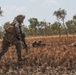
16;14;25;23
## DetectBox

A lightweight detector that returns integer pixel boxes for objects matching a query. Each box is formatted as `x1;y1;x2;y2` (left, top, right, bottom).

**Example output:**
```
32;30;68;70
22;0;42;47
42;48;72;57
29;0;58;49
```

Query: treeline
23;19;76;36
2;18;76;36
0;8;76;38
24;8;76;36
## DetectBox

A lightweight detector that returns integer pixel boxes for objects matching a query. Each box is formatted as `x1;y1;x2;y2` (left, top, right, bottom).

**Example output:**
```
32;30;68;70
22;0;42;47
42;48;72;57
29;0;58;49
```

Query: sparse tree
0;7;3;16
73;14;76;20
51;22;61;35
28;18;39;35
53;8;67;36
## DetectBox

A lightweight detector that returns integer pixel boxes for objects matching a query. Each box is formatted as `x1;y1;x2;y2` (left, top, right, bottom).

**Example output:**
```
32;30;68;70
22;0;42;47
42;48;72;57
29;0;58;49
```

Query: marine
0;14;27;63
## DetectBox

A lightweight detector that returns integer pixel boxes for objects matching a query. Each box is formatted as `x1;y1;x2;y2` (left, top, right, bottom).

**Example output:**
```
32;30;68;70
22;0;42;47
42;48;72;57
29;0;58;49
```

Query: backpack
4;24;14;32
3;24;16;42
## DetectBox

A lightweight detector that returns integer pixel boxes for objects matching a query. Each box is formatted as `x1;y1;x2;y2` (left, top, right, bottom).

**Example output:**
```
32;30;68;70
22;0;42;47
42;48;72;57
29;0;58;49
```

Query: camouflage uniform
0;15;25;62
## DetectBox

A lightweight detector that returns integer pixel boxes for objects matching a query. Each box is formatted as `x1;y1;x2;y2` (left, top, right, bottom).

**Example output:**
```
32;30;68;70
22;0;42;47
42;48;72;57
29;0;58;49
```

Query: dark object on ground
32;40;46;47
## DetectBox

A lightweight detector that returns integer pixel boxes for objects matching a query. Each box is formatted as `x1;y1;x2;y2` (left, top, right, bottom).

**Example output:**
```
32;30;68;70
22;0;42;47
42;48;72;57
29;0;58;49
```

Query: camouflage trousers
0;39;22;61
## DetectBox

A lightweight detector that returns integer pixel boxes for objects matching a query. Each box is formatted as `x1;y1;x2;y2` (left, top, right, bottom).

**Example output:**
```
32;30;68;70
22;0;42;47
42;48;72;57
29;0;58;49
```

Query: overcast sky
0;0;76;27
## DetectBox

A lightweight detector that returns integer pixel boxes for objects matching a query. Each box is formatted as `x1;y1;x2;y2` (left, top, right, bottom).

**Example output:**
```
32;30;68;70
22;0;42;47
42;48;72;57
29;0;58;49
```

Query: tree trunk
63;19;68;37
58;19;61;37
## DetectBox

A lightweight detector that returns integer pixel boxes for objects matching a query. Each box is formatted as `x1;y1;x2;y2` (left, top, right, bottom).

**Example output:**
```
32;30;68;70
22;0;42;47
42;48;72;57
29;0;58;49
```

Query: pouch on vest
4;24;14;32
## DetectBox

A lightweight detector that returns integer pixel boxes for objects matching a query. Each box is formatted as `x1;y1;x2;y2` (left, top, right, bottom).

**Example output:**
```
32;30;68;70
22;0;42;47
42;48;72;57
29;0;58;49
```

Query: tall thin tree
53;8;67;36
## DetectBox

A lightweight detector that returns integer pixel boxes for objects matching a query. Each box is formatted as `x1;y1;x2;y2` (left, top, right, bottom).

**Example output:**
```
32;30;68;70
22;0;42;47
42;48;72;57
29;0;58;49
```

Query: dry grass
0;35;76;74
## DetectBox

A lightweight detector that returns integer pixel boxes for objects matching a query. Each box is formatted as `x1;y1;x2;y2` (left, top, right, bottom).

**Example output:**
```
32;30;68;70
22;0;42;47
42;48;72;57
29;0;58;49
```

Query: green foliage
28;18;39;35
0;26;3;38
66;20;76;34
73;14;76;20
0;7;3;16
53;8;67;35
54;8;67;22
51;22;61;35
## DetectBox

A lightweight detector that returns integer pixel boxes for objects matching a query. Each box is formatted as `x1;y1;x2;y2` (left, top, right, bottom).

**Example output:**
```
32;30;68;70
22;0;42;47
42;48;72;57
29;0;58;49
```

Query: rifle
19;24;28;53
